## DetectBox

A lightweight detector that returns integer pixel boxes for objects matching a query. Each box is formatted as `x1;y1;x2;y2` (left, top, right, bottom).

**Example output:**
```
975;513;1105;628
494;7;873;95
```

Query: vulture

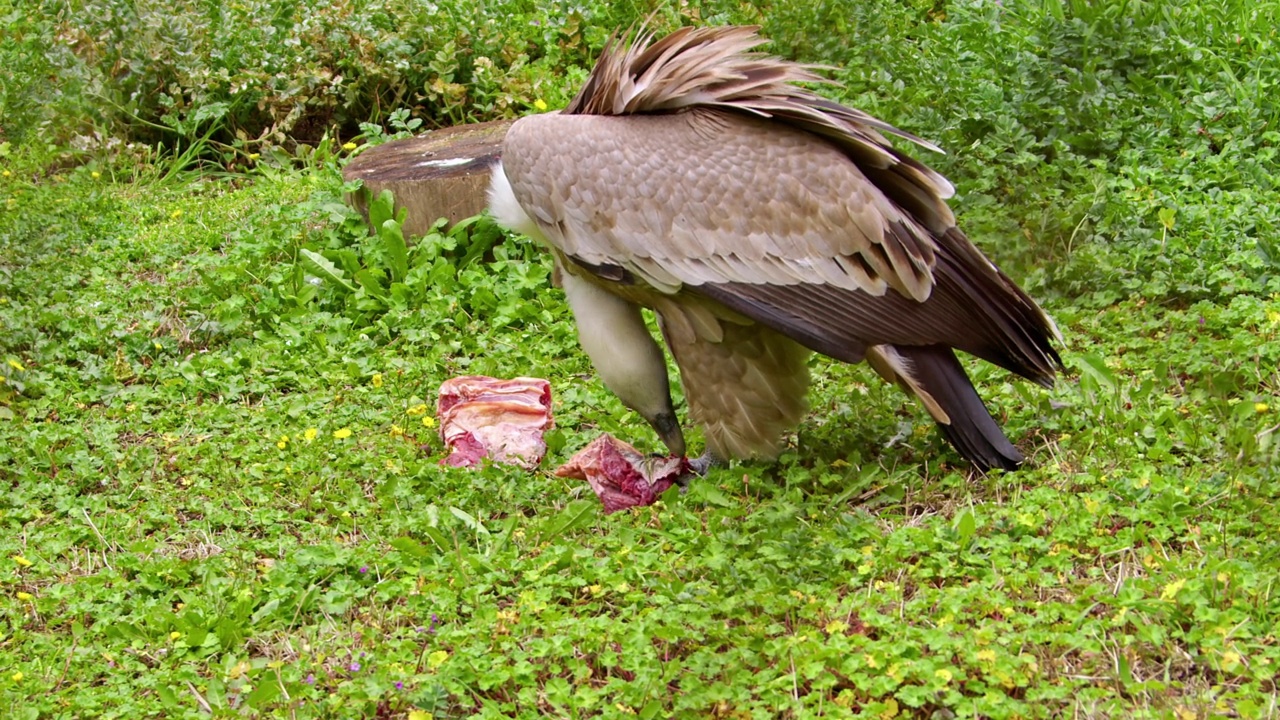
488;25;1062;471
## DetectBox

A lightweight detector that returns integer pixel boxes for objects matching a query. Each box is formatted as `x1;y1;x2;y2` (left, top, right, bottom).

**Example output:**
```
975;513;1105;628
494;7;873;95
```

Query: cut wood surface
342;119;514;237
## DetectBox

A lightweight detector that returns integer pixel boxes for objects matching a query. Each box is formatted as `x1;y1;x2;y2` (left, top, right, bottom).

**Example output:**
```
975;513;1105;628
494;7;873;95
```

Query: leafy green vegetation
2;0;1278;717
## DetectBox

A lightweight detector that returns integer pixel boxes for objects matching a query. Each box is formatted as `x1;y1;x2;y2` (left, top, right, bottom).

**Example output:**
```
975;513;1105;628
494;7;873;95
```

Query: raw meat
555;435;692;513
436;376;553;469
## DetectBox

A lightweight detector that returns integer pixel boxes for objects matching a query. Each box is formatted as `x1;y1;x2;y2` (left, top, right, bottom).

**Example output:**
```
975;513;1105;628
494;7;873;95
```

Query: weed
2;0;1278;717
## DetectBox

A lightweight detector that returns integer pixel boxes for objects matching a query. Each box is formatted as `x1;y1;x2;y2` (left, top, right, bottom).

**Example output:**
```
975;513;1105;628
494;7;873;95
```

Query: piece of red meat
436;376;553;469
555;435;693;513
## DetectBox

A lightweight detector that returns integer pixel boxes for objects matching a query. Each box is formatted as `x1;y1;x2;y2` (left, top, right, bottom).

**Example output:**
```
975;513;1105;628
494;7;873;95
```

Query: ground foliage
2;0;1279;717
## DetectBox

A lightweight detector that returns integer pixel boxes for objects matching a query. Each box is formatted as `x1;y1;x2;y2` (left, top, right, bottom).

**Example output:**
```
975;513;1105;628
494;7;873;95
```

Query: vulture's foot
679;452;719;487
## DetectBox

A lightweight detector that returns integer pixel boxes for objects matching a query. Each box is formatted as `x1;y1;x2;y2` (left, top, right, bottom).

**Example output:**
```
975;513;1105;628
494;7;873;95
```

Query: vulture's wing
500;109;1059;385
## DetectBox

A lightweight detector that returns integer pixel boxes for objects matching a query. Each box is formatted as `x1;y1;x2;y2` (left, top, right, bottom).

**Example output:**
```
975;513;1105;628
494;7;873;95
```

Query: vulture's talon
675;453;716;492
686;452;717;478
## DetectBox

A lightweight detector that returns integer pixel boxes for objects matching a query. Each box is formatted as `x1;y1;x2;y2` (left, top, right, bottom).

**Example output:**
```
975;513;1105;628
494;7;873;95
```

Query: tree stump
342;119;514;238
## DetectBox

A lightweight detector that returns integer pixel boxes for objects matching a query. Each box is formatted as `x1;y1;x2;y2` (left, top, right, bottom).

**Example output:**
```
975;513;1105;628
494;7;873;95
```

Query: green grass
2;0;1280;717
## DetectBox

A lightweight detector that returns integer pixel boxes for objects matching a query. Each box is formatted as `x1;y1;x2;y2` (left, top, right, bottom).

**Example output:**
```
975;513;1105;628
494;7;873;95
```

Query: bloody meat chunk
555;435;692;513
436;376;553;469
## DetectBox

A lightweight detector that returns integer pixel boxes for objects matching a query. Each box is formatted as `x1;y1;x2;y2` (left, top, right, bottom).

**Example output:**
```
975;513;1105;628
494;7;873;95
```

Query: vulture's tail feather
896;345;1024;472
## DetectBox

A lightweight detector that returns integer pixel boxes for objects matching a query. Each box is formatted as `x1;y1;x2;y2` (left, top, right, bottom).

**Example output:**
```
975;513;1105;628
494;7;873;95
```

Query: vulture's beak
648;409;686;458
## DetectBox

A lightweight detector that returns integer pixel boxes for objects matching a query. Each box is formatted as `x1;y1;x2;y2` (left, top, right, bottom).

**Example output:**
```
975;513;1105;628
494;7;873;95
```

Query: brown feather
563;24;955;232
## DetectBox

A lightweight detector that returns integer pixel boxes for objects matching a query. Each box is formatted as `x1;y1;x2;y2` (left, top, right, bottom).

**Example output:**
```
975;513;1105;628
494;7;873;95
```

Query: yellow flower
91;171;101;179
1256;402;1269;413
7;359;24;371
390;425;404;437
16;592;33;601
1;170;10;178
1222;650;1242;668
248;153;260;161
406;403;428;416
304;427;317;442
409;712;430;720
427;650;449;668
333;427;352;439
12;555;32;568
170;631;182;641
371;372;383;388
276;440;287;449
1161;578;1186;600
343;142;358;151
533;98;548;111
422;416;436;428
170;209;183;219
934;668;953;683
10;672;21;682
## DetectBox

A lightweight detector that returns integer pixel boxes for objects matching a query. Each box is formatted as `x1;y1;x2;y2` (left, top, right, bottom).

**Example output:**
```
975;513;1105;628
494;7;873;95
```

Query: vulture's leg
557;265;688;457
